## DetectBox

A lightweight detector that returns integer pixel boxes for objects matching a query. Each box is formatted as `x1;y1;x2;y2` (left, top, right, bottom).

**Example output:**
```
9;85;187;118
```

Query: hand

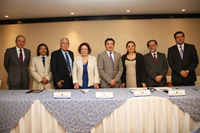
155;75;163;83
109;79;116;87
74;83;79;89
57;80;64;88
41;78;48;84
94;83;99;89
142;83;146;88
121;83;125;88
180;70;189;78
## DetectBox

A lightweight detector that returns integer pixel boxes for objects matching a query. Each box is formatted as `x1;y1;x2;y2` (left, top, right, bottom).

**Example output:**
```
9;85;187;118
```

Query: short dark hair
37;43;49;56
78;42;92;54
105;38;115;45
15;35;26;42
174;31;185;39
147;40;158;48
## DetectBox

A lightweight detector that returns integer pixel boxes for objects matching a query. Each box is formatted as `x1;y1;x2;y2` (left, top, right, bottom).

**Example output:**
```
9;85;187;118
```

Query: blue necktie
42;57;45;67
65;52;71;74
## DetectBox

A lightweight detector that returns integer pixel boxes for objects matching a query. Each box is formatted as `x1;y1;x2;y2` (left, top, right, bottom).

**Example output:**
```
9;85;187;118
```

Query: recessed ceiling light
127;10;130;13
71;13;74;15
182;9;186;11
5;15;9;18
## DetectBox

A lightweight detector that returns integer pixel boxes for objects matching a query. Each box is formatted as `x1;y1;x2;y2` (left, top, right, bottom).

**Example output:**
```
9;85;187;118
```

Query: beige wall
0;18;200;89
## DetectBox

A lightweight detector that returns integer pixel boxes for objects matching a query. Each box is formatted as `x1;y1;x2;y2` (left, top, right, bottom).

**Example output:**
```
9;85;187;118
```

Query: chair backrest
0;80;1;89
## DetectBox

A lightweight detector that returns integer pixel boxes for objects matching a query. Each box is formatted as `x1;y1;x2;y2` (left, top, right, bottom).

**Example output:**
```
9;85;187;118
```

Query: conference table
0;86;200;133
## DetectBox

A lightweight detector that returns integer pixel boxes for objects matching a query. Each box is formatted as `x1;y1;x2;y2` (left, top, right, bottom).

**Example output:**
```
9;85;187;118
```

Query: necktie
109;52;114;67
19;50;23;66
42;57;45;67
153;53;157;65
179;45;183;60
65;52;72;74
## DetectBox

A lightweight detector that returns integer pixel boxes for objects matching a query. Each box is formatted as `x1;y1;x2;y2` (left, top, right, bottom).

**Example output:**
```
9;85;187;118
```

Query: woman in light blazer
73;43;99;89
30;43;54;90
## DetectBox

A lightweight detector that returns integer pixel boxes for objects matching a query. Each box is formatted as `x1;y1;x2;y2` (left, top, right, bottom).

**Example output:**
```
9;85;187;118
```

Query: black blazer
4;47;31;86
121;53;146;87
144;52;168;87
50;49;74;89
168;43;199;83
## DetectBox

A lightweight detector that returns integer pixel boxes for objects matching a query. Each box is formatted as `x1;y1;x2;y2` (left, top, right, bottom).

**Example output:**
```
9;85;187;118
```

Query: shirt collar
106;50;113;54
177;43;184;49
61;49;68;54
40;55;46;58
16;46;24;51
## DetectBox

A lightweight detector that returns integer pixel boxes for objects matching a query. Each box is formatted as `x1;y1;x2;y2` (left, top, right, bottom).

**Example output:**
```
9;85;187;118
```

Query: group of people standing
4;31;199;90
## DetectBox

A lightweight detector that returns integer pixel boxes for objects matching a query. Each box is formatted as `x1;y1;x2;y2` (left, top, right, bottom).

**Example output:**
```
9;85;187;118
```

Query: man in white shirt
4;35;31;89
168;31;199;86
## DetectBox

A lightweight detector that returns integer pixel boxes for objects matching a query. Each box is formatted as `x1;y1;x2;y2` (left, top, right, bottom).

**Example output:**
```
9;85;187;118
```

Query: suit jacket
4;47;31;86
121;53;146;87
50;49;74;89
144;52;168;87
168;43;199;83
72;55;99;87
97;51;123;88
30;56;54;90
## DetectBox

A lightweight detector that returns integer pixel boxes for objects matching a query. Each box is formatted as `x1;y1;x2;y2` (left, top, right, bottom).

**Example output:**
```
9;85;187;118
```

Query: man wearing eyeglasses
168;31;199;86
144;40;168;87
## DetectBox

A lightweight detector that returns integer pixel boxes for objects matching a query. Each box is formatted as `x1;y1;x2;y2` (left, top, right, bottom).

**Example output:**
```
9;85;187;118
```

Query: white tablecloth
11;96;200;133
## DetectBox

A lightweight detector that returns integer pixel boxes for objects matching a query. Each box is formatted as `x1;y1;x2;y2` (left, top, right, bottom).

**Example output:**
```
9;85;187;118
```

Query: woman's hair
78;42;92;54
126;41;136;55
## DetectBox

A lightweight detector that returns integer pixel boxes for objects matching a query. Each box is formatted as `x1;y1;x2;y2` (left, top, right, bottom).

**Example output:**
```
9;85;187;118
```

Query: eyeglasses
176;36;184;39
149;44;156;47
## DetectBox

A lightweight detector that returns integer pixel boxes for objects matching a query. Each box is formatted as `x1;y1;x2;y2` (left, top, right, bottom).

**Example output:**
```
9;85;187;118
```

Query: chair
0;80;1;89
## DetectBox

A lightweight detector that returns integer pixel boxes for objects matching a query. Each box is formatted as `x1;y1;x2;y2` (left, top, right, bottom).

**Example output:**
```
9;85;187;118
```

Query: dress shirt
177;43;184;53
106;50;114;61
16;46;25;61
151;52;157;59
61;49;72;71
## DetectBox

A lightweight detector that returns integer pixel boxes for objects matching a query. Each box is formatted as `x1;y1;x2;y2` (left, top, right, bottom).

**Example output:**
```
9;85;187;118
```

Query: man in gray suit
4;35;31;89
98;38;123;88
144;40;168;87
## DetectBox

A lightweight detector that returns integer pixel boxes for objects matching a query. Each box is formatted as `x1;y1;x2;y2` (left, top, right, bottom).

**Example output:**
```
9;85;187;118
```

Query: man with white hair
51;37;74;89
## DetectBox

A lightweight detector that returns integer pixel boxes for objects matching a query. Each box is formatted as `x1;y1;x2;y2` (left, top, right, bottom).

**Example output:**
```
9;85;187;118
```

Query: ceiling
0;0;200;20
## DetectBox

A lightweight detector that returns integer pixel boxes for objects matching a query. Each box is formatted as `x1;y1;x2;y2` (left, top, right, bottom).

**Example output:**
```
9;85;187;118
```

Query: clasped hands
41;78;49;84
180;70;189;78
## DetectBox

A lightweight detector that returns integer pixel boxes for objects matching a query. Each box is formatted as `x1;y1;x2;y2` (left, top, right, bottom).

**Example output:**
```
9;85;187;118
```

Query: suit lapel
182;44;188;61
87;56;92;69
13;47;21;66
148;52;157;66
174;45;183;61
58;49;68;70
113;51;117;67
104;51;113;67
38;56;45;69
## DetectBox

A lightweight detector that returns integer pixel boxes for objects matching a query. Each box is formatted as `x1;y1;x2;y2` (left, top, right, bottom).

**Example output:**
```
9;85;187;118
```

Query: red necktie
19;50;23;65
154;53;157;65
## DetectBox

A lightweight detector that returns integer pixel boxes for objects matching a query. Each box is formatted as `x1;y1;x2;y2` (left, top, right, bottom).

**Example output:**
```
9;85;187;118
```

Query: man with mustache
144;40;168;87
30;43;53;90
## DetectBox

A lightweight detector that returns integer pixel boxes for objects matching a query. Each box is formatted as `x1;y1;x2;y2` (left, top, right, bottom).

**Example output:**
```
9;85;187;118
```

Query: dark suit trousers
9;76;29;90
173;82;195;86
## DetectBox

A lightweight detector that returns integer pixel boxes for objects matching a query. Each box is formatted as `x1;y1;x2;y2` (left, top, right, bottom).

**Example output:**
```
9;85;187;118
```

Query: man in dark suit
4;35;31;89
168;31;199;86
51;37;74;89
144;40;168;87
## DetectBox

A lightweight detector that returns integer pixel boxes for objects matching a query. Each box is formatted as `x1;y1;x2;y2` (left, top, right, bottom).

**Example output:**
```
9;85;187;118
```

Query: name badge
54;91;71;99
96;92;113;99
133;90;151;97
168;89;186;96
